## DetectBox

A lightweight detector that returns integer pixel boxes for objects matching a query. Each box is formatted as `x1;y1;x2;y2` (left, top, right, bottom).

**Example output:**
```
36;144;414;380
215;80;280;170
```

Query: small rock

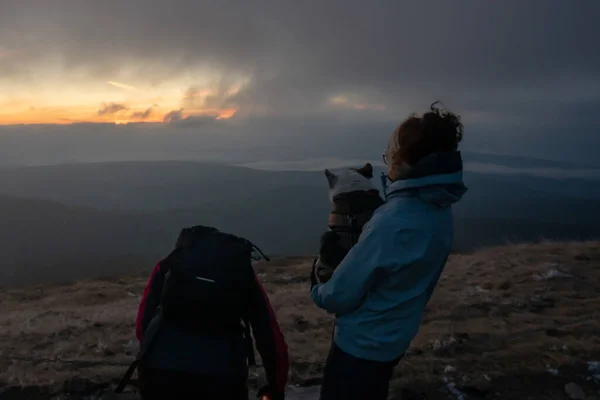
444;365;456;374
529;295;556;312
542;262;559;268
103;348;116;356
273;275;308;284
459;376;491;397
432;336;458;354
565;382;586;400
447;382;466;400
122;340;137;356
293;316;309;332
534;269;572;281
588;361;600;374
512;300;526;309
468;285;490;295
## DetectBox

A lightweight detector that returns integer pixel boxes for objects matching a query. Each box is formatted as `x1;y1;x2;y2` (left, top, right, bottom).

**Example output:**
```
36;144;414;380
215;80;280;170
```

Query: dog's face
324;163;377;202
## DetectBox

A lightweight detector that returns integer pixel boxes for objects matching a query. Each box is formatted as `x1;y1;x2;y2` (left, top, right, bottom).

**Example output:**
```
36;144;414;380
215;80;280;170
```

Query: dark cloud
97;102;128;116
3;2;598;93
182;87;205;109
0;0;599;163
163;109;183;123
162;107;218;127
182;79;240;113
169;115;218;128
130;106;155;120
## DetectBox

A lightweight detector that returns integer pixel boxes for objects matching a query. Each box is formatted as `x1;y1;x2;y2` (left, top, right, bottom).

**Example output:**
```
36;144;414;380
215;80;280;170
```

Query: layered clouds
0;0;599;164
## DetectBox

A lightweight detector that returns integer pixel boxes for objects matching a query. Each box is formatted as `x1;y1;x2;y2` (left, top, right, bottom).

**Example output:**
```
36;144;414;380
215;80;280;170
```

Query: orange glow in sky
0;74;246;125
216;109;238;120
0;72;385;125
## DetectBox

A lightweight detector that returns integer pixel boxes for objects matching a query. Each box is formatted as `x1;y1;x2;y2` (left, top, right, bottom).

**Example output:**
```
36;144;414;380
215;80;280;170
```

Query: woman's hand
311;257;334;289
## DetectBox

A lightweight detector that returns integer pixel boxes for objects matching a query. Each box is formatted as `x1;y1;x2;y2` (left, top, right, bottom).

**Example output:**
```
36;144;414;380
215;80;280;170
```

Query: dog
312;163;385;285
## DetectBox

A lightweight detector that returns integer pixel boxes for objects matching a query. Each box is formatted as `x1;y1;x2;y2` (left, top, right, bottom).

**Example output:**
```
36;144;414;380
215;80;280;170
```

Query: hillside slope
1;241;599;399
2;160;600;287
0;195;169;286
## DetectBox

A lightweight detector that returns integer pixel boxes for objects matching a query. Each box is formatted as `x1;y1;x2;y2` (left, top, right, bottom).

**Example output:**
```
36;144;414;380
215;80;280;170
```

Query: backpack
160;225;259;332
115;225;269;393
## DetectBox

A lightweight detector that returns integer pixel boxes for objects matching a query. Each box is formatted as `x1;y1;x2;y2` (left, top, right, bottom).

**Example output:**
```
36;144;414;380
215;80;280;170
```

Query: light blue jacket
311;152;467;362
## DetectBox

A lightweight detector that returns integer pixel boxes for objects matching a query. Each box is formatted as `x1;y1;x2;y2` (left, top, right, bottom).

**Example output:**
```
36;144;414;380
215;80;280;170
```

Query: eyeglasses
382;152;388;165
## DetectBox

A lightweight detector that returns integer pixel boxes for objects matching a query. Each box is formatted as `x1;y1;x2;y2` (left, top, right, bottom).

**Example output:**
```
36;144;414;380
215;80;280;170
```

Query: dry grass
1;241;600;398
390;240;600;398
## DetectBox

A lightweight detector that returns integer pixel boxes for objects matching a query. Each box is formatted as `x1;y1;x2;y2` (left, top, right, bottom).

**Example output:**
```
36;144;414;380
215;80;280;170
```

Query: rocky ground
1;240;599;399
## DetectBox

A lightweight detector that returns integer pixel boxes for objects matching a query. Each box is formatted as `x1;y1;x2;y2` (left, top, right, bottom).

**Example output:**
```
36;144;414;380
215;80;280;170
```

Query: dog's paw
317;265;334;283
313;258;335;285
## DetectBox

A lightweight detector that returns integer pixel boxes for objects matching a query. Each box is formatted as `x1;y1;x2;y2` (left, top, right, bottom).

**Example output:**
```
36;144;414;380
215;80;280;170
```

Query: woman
311;102;467;400
133;226;289;400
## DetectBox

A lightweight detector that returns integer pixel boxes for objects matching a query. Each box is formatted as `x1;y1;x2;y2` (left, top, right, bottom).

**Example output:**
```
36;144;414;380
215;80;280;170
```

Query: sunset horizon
0;72;245;125
0;1;598;165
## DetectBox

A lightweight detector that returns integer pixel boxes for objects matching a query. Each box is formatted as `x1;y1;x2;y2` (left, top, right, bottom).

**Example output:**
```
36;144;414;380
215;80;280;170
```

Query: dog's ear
324;169;338;188
356;163;373;179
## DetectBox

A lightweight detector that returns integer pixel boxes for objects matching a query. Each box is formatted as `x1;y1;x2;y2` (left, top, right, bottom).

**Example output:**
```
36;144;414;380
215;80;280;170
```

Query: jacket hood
386;151;467;207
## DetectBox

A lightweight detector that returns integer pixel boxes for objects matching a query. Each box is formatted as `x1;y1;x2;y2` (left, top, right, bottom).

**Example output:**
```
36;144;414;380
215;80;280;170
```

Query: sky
0;0;599;166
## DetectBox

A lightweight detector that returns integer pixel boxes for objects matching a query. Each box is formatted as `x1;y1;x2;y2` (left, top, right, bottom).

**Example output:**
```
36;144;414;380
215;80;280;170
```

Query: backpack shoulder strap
114;312;165;393
242;316;256;367
114;359;139;393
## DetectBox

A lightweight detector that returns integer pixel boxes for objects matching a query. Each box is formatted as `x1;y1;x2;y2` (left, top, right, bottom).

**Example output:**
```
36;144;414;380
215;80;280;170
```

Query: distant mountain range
460;151;600;170
1;153;599;286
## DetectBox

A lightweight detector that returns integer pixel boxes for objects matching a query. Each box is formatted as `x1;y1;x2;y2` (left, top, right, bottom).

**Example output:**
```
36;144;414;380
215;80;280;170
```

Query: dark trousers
139;367;249;400
319;342;400;400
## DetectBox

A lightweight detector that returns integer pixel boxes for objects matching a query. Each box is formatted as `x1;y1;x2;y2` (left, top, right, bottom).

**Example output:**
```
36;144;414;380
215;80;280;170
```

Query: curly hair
388;101;463;167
